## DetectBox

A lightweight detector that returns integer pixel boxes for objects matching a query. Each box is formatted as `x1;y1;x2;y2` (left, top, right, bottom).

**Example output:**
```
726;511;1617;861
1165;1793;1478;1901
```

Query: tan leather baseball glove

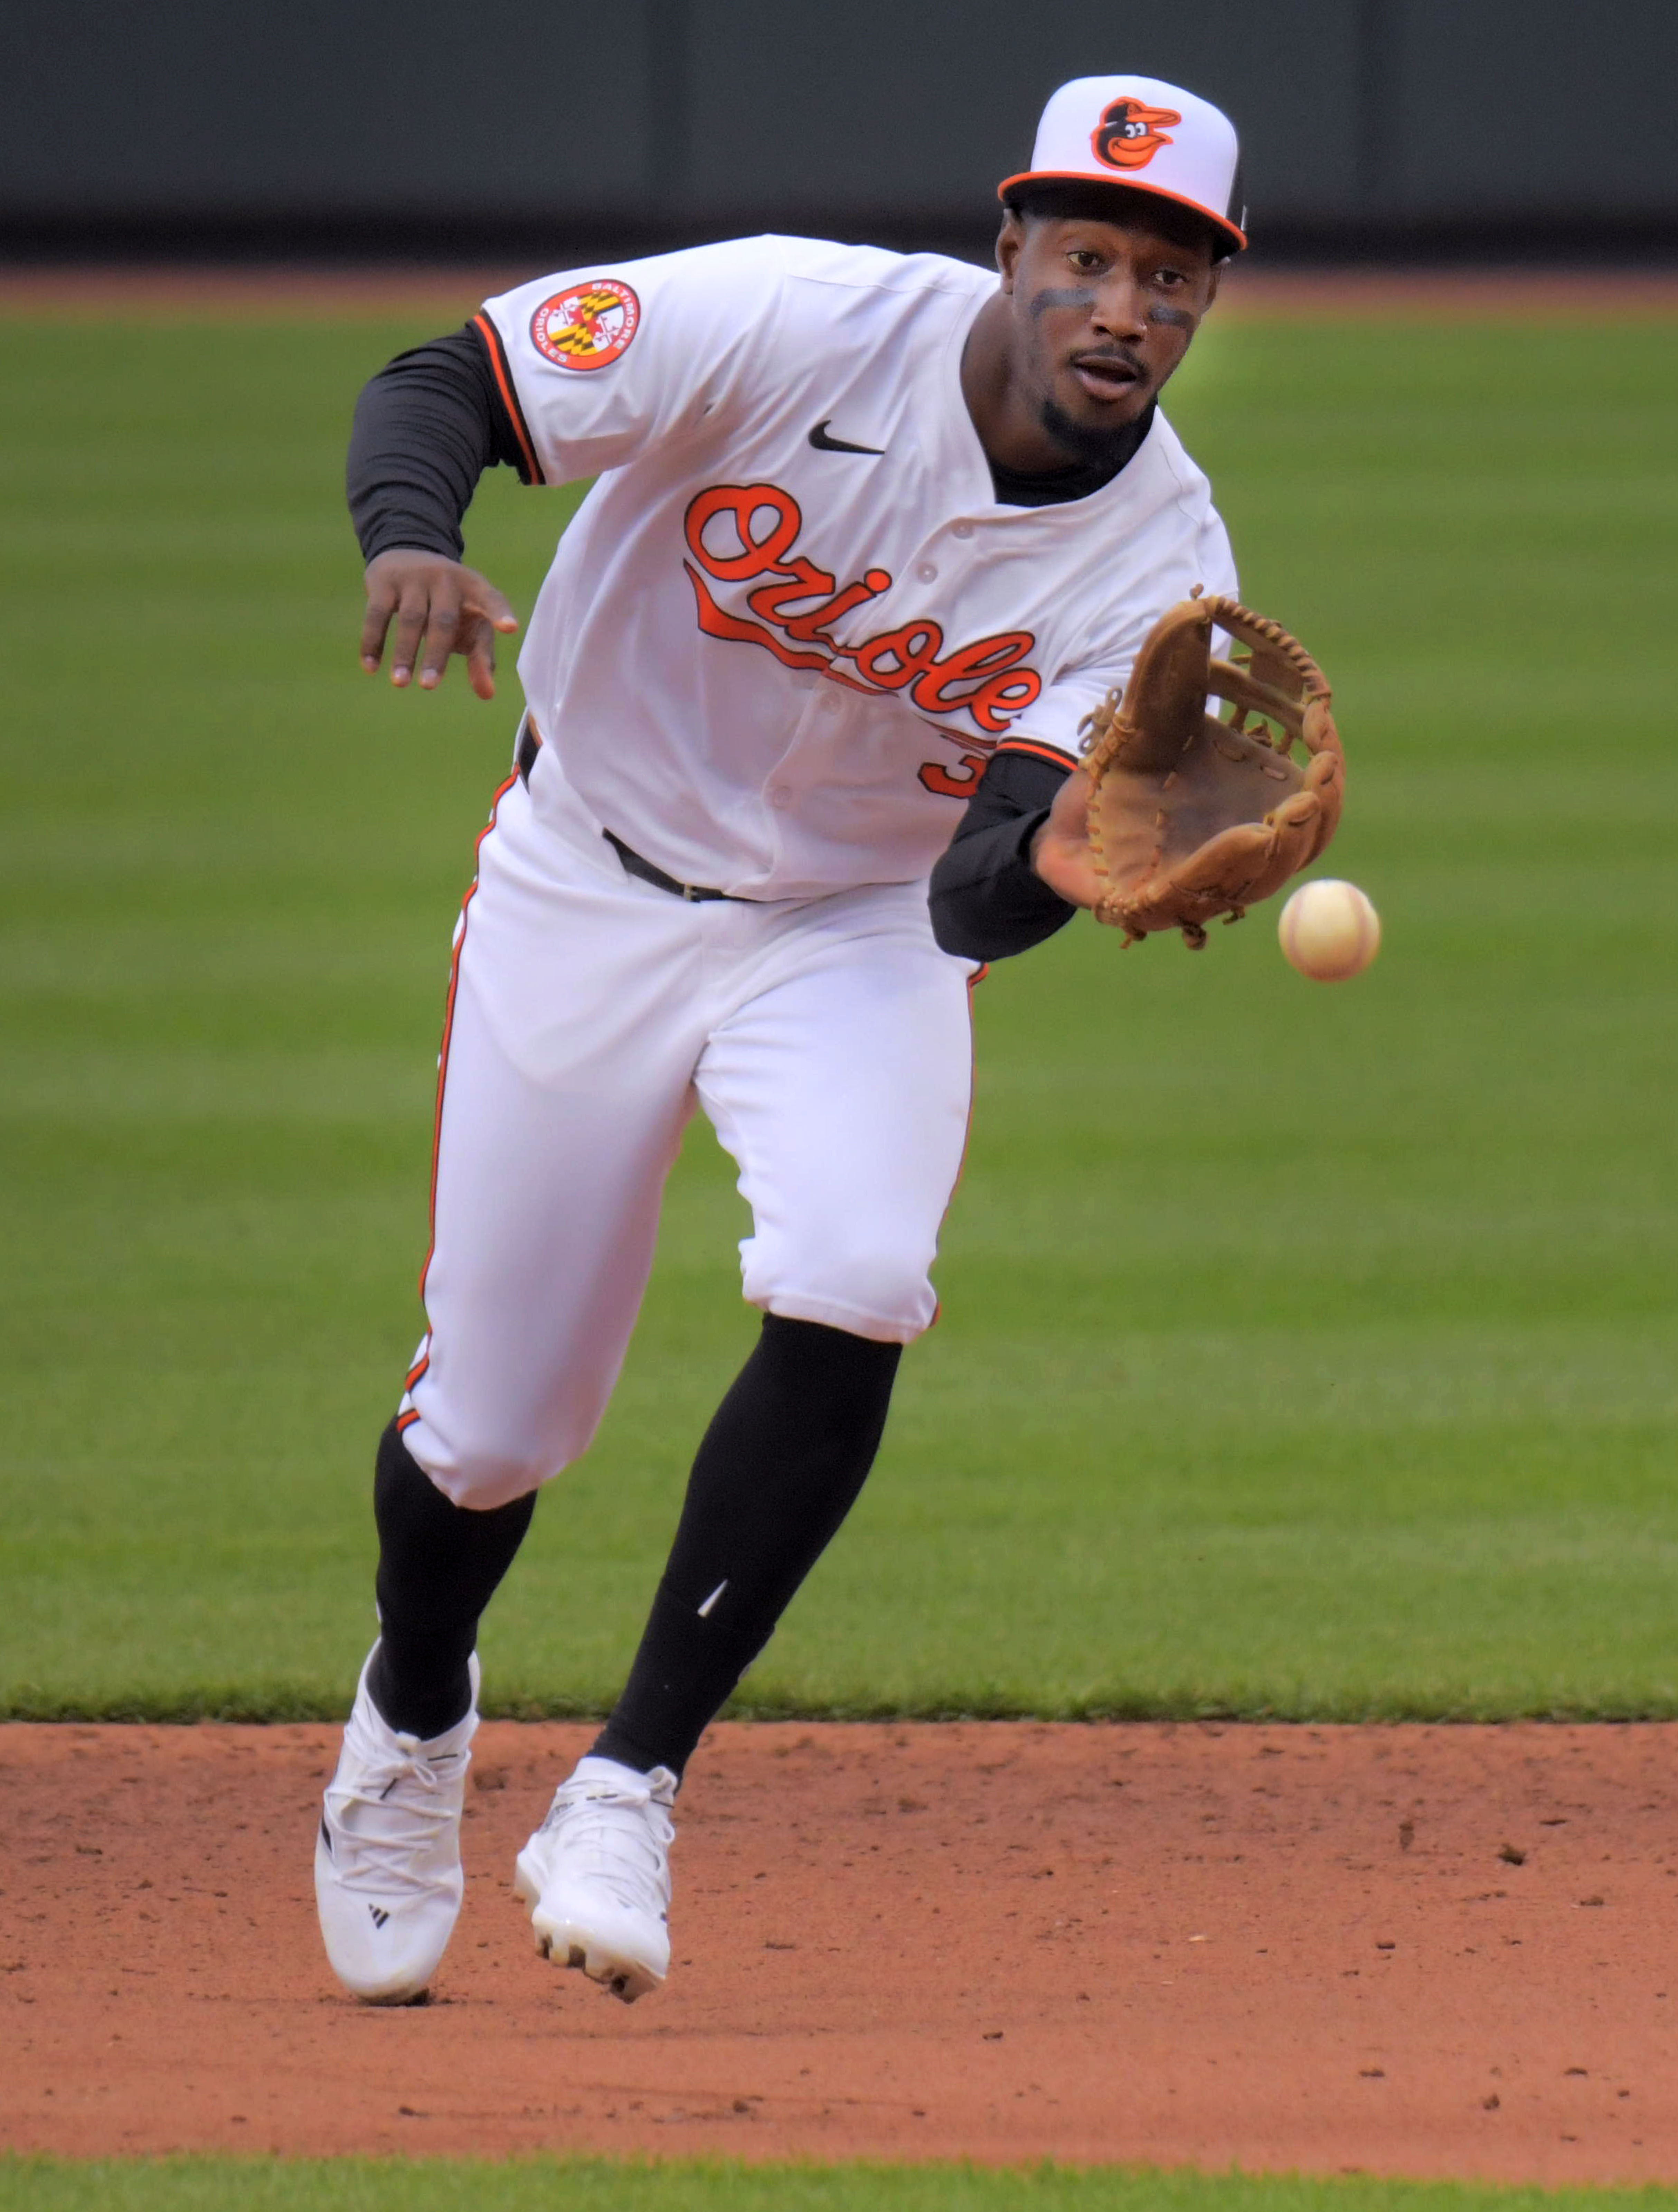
1081;593;1344;948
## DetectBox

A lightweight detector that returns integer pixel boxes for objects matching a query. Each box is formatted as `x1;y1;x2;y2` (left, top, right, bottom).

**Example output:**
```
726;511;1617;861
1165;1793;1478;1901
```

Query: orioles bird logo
1091;96;1181;171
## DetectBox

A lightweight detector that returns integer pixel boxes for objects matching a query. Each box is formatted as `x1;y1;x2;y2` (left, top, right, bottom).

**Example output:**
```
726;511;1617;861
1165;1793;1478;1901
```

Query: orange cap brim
996;169;1247;254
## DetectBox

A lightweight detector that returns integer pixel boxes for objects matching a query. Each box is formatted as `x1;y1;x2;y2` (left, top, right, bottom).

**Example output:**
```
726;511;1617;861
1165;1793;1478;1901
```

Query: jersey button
951;522;973;540
766;788;791;809
916;561;938;583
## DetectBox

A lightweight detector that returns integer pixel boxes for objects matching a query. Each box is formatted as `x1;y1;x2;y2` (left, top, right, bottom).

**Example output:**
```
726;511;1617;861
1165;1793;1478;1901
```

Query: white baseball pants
396;748;979;1508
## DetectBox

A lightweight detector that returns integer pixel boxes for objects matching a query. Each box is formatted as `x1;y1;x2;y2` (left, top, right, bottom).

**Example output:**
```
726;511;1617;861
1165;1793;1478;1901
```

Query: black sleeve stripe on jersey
993;736;1078;772
470;312;546;487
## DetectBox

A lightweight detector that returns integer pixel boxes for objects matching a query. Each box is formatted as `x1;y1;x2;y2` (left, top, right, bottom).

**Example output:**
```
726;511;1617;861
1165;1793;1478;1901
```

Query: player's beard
1037;391;1153;471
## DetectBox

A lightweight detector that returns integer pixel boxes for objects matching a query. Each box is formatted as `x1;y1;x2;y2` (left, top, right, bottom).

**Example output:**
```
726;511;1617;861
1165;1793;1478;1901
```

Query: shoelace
540;1779;675;1916
324;1705;466;1900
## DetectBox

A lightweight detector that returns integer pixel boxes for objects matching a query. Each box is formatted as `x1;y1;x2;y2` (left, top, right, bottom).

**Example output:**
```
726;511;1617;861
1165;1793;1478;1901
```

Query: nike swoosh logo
808;419;885;456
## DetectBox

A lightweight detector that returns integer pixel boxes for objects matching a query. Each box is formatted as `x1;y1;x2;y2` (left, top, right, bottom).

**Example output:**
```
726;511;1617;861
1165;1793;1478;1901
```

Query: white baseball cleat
314;1646;479;2004
513;1755;677;2002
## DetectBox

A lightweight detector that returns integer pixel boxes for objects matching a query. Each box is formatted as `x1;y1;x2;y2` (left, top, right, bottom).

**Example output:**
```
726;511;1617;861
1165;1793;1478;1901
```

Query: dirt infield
2;264;1675;319
4;1722;1678;2183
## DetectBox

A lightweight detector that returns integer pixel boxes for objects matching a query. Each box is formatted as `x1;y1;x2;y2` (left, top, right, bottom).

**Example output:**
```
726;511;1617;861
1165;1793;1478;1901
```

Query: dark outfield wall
3;0;1676;256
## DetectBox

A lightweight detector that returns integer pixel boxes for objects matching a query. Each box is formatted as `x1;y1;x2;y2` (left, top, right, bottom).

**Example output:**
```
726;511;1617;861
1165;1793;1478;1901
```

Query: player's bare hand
360;549;520;701
1030;766;1109;909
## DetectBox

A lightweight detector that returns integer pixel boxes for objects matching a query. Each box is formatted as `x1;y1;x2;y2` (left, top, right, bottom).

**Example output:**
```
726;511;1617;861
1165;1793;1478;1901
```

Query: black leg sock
592;1314;902;1779
364;1419;536;1740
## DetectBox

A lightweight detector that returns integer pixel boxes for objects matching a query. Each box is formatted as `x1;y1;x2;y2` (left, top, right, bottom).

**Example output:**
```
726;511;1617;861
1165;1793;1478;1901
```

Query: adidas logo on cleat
368;1904;390;1928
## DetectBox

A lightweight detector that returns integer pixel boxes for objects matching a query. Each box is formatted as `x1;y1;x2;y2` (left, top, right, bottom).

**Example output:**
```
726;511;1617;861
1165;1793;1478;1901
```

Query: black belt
516;721;739;903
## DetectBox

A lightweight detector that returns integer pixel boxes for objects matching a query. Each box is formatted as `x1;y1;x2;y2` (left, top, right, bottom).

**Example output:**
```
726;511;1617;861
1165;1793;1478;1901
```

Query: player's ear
996;211;1025;290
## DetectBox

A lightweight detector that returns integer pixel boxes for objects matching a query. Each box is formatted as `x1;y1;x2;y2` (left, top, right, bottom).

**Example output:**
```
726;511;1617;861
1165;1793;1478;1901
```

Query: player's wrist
365;544;466;575
1029;828;1094;909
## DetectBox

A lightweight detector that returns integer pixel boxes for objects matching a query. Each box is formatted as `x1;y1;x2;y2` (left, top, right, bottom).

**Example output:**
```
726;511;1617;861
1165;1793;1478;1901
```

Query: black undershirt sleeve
346;323;530;564
927;748;1078;962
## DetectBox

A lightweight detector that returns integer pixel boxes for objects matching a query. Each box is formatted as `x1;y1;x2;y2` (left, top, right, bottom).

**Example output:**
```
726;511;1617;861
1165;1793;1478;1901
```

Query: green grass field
7;2158;1678;2212
1;304;1674;1723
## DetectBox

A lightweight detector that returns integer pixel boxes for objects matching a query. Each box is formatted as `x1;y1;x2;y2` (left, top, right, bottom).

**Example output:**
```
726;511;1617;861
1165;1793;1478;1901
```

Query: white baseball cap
999;74;1247;254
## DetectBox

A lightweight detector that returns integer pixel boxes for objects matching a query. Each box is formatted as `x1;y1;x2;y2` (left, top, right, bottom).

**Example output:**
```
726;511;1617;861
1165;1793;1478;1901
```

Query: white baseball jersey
477;235;1236;901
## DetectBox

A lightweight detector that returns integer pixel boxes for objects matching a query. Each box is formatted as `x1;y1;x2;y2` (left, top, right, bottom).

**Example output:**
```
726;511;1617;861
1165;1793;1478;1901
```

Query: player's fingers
360;577;399;673
416;593;462;691
464;578;521;636
463;614;498;702
388;583;433;687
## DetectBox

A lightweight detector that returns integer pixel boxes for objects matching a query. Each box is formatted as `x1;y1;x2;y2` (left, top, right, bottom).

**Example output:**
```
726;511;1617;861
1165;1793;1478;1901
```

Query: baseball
1278;879;1381;982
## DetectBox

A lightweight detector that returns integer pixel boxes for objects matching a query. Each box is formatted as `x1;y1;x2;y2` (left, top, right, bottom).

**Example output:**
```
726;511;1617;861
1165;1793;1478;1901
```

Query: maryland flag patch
530;279;641;371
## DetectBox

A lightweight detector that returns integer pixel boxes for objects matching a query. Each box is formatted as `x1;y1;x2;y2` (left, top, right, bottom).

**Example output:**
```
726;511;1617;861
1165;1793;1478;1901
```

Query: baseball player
316;74;1246;2006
